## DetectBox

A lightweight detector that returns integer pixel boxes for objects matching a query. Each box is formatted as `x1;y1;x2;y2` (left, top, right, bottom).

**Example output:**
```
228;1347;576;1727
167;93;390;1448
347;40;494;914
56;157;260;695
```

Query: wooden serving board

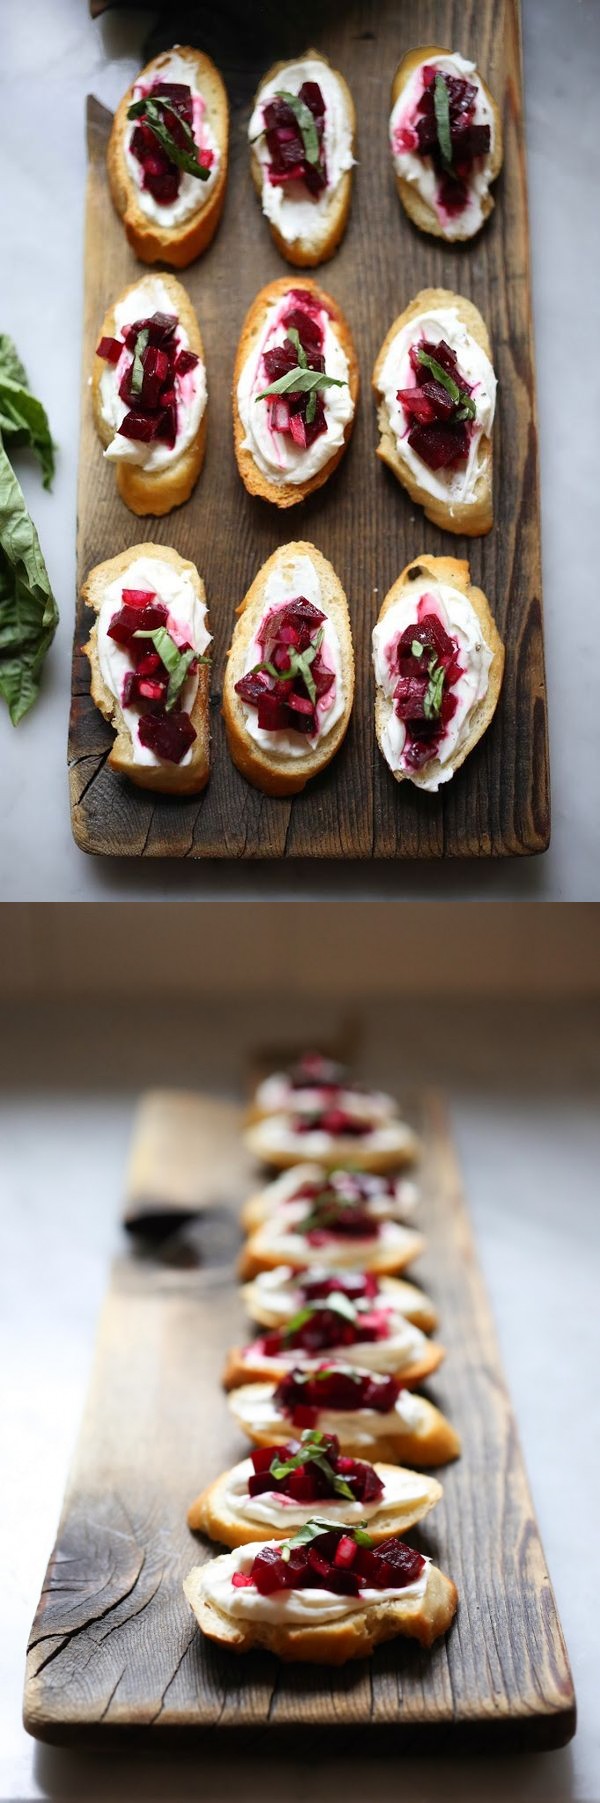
24;1091;574;1751
69;0;549;859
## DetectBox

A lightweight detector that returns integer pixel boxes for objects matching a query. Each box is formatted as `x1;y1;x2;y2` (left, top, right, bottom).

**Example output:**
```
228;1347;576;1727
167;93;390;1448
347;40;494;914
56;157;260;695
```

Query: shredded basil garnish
416;348;476;419
127;95;210;181
433;73;453;170
275;90;320;166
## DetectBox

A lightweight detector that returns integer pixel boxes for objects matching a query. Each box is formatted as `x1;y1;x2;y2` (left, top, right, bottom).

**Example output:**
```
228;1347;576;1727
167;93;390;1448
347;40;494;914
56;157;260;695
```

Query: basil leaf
0;440;58;723
286;327;307;370
275;90;320;166
411;639;424;658
416;348;476;419
424;656;445;721
130;327;149;400
0;335;28;388
127;96;210;182
433;73;453;171
255;366;346;401
0;335;55;489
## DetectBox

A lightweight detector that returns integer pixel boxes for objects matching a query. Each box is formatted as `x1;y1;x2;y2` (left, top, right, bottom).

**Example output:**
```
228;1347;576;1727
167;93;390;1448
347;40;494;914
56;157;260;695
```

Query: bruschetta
248;51;356;266
184;1524;457;1660
372;554;504;793
241;1265;439;1338
188;1428;443;1545
108;46;228;267
247;1053;397;1127
244;1104;421;1173
82;543;211;795
223;542;354;797
240;1164;418;1236
93;273;207;517
228;1365;460;1467
389;48;503;241
373;288;496;535
234;278;358;507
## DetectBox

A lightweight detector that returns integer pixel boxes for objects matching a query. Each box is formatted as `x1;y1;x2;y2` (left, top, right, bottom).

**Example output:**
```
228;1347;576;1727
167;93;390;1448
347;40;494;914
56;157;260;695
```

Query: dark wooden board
69;0;549;859
24;1092;574;1750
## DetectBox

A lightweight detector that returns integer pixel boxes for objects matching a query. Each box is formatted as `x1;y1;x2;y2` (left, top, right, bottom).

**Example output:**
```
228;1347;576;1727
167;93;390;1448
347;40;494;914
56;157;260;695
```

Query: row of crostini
82;540;504;796
92;272;496;537
107;46;502;271
183;1051;459;1663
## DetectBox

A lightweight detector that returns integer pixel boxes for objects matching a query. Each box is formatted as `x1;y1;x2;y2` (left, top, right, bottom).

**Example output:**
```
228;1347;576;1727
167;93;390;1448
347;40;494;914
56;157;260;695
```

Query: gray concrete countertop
0;0;598;898
2;995;599;1801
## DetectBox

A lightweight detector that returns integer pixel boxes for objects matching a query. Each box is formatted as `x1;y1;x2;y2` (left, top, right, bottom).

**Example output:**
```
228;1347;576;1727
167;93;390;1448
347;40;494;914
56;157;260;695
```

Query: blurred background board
23;1090;574;1750
70;0;549;859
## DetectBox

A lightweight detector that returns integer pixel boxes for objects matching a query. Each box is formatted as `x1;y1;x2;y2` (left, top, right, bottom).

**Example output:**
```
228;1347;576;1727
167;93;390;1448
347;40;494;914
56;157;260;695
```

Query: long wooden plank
69;0;549;858
23;1092;574;1749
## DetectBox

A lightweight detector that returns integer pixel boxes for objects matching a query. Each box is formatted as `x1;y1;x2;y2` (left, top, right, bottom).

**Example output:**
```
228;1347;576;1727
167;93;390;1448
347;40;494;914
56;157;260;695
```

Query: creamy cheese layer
237;295;353;487
239;553;346;761
99;275;206;472
199;1539;429;1624
96;553;211;768
249;57;354;246
390;51;495;239
372;571;493;792
377;303;496;512
230;1380;425;1449
125;49;220;227
254;1114;414;1164
223;1457;433;1529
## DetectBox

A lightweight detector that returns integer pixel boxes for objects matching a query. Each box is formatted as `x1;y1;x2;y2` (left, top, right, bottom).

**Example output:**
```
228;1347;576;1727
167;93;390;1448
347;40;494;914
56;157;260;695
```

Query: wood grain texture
69;0;549;859
23;1092;574;1751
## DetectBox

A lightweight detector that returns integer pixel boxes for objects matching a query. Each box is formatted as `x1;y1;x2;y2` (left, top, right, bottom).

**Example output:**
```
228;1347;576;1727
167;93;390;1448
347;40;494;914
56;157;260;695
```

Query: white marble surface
1;996;600;1802
0;0;599;900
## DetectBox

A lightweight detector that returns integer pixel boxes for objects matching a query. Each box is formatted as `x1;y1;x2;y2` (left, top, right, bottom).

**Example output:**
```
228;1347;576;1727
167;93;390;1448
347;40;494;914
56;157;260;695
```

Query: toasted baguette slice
233;277;359;508
249;51;356;267
108;48;229;267
373;288;494;535
223;541;354;797
92;275;206;517
228;1381;461;1467
82;544;210;796
391;48;503;242
241;1268;439;1336
239;1218;425;1282
185;1552;457;1659
374;554;505;790
240;1163;418;1234
244;1111;421;1173
222;1334;444;1392
187;1456;443;1545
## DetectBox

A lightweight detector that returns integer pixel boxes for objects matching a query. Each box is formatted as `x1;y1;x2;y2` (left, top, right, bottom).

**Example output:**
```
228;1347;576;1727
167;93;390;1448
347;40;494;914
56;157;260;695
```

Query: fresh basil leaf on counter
0;334;55;490
0;441;58;724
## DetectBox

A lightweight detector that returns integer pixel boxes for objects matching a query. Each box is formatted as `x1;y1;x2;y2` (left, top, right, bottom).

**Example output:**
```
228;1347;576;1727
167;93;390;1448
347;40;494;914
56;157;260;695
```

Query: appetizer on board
247;1051;397;1127
248;50;356;266
223;542;354;797
241;1264;438;1337
228;1364;461;1466
184;1520;457;1661
222;1298;444;1389
389;47;503;240
108;46;228;266
372;554;504;793
82;544;211;795
188;1428;443;1546
238;1187;425;1282
234;278;358;507
240;1162;418;1235
373;288;496;535
93;274;207;516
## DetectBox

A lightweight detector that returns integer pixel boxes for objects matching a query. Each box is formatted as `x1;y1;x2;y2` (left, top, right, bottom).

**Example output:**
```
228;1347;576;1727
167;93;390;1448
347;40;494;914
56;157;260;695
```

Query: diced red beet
270;398;291;434
175;348;199;375
274;1366;401;1424
240;1526;424;1600
121;588;156;608
137;708;196;764
232;1571;254;1588
406;66;491;218
408;420;470;469
118;409;158;443
97;335;123;364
